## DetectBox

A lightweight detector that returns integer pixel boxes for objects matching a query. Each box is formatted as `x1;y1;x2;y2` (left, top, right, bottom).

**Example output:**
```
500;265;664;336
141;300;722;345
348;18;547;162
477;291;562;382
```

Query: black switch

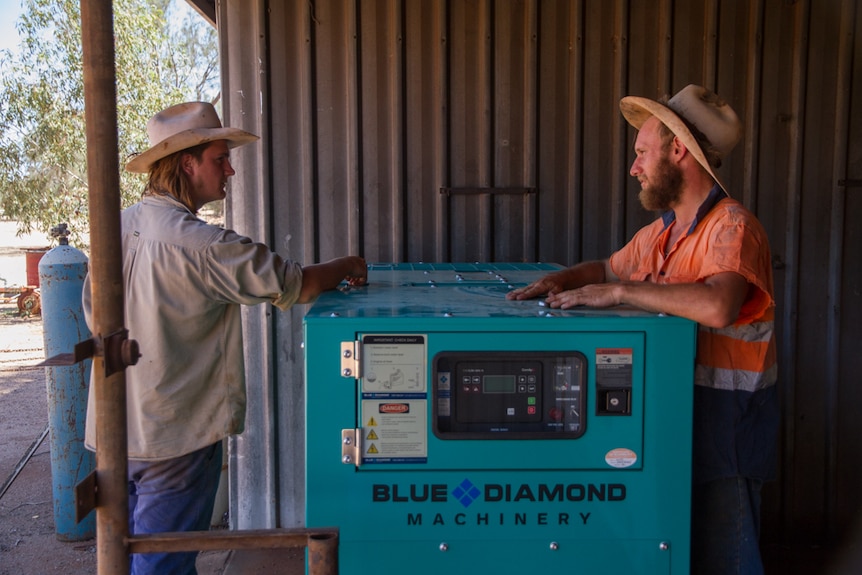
599;389;630;415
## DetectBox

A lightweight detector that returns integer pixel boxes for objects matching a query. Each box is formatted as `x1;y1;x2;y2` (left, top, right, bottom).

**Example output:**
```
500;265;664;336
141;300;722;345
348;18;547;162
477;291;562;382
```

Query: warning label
359;335;428;464
595;348;633;387
361;399;427;463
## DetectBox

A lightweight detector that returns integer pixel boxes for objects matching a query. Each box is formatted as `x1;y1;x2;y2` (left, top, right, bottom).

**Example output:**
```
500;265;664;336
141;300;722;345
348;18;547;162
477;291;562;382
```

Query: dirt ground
0;303;245;575
0;299;100;575
0;221;305;574
0;219;100;574
0;223;235;574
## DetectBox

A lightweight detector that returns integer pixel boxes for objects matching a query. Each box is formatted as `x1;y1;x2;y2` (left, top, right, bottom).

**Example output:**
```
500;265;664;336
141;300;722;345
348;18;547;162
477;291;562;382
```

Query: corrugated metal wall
217;0;862;552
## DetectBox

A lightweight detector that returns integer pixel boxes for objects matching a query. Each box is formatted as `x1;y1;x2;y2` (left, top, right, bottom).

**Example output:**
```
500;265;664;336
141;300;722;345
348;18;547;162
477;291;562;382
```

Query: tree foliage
0;0;219;246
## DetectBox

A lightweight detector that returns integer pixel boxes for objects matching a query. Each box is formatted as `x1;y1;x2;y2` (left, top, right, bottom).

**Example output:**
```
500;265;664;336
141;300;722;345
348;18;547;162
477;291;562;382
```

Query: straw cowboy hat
619;84;742;195
126;101;259;173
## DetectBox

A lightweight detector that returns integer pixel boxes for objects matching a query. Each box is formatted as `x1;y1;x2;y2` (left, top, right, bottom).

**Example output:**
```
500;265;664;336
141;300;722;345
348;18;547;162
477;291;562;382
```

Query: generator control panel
433;351;587;439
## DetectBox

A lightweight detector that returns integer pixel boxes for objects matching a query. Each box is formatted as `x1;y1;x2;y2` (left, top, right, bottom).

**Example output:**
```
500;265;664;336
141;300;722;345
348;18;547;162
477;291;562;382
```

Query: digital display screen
483;375;515;393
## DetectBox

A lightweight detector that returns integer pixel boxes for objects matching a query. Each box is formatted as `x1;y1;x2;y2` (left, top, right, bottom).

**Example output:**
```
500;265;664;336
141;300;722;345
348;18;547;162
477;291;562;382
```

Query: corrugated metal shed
211;0;862;560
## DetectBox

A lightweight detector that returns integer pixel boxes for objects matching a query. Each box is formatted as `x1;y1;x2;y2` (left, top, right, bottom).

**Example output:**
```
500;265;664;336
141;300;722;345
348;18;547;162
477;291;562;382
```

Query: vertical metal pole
307;533;339;575
79;0;130;573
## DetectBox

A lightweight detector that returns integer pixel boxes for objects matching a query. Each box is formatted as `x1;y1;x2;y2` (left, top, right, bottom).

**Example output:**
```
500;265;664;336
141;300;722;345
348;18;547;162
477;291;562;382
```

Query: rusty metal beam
127;529;339;575
79;0;131;573
127;527;335;552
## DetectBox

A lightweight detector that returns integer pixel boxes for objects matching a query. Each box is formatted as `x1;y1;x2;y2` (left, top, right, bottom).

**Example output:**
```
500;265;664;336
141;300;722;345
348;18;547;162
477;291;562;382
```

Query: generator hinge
341;428;361;467
340;340;361;379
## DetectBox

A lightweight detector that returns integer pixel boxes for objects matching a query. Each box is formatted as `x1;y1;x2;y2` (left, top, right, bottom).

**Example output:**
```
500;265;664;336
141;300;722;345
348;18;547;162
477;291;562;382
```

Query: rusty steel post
79;0;130;573
307;532;339;575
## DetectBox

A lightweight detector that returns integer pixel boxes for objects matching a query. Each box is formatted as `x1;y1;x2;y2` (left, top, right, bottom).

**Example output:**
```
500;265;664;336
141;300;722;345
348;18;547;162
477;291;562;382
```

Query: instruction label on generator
361;334;426;396
360;334;427;463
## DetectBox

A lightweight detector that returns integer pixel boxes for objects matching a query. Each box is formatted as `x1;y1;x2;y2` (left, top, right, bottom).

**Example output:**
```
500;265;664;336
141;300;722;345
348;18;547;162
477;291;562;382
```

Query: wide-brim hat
619;84;742;195
126;102;259;173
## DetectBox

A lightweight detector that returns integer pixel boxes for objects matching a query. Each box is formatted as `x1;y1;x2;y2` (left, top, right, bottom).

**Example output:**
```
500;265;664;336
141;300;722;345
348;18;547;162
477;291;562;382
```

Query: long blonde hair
144;142;210;213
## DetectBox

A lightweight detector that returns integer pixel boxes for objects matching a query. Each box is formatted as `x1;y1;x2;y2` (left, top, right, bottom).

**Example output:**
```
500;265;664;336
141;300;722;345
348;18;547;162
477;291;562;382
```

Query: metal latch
342;428;361;467
341;341;360;378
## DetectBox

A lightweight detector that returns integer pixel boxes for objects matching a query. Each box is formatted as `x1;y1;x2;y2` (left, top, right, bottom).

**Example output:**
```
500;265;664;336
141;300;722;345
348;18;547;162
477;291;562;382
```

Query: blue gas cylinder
38;224;95;541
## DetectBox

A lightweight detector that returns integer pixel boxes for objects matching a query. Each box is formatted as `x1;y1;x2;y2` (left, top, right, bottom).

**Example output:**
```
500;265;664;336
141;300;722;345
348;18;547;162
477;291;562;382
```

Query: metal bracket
38;329;140;378
340;341;360;379
38;337;96;367
341;429;361;467
75;470;97;522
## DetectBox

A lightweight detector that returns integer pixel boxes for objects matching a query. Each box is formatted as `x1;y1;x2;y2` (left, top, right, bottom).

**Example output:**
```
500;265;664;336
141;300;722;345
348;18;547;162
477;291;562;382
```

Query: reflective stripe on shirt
695;362;778;393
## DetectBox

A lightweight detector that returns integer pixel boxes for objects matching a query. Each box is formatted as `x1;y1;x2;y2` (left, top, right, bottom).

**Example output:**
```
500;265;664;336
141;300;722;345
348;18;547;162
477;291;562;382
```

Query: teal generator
304;263;696;575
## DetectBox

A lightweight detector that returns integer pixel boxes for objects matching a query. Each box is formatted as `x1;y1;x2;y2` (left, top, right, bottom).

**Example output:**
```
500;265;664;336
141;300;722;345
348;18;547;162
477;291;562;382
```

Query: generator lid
305;262;664;320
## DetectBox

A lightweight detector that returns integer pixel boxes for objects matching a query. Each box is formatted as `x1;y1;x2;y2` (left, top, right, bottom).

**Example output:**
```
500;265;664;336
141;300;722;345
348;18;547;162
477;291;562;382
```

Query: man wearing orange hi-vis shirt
508;85;778;575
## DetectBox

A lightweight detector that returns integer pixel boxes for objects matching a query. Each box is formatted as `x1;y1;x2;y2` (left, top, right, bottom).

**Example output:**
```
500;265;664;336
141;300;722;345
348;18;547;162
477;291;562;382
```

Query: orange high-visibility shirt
609;194;777;393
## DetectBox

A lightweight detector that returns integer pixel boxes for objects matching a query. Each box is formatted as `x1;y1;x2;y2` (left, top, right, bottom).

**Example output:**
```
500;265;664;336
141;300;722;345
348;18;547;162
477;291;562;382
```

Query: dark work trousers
691;476;765;575
127;442;222;575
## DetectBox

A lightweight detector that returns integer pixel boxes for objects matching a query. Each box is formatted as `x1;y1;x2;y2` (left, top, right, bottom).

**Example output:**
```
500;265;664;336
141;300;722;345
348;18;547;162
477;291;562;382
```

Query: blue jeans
691;477;765;575
128;442;222;575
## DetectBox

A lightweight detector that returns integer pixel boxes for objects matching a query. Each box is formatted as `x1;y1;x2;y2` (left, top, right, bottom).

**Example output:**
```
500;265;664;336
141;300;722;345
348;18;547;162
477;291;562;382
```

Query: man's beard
638;155;683;211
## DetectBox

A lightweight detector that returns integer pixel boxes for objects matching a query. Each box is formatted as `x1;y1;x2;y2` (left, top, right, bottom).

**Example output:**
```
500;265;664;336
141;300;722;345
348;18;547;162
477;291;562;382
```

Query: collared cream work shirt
83;194;303;460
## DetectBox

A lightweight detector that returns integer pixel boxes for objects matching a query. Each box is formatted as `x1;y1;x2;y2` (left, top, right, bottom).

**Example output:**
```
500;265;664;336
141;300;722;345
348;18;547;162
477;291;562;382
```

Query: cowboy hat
126;102;259;173
619;84;742;195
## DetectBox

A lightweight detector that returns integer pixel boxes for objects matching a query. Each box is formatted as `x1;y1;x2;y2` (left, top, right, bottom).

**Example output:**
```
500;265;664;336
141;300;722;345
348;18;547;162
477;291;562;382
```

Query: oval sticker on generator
605;448;638;468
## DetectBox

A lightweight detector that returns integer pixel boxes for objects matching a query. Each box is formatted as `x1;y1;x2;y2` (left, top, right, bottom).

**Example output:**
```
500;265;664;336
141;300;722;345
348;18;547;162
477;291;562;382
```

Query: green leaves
0;0;218;246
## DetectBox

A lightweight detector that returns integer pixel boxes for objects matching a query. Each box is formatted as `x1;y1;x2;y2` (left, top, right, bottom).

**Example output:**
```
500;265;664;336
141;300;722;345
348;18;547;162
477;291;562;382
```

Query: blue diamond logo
452;478;481;508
